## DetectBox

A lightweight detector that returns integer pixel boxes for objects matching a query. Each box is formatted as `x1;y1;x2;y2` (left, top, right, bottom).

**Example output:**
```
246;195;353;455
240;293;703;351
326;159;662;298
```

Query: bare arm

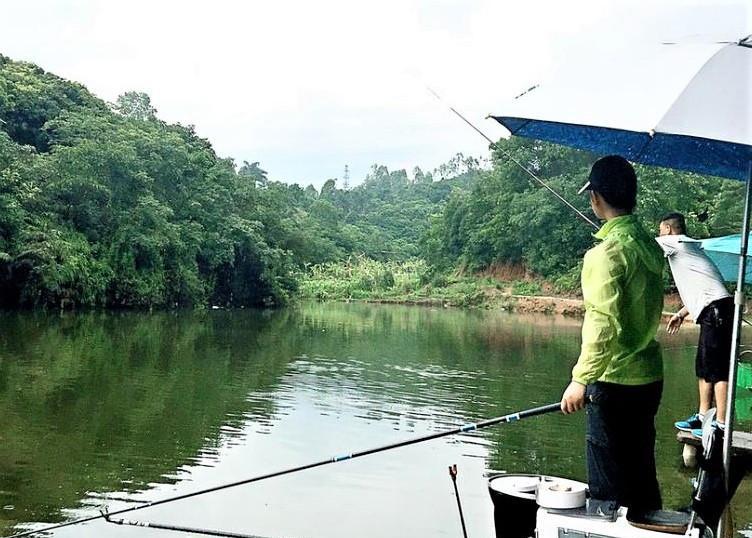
666;306;689;334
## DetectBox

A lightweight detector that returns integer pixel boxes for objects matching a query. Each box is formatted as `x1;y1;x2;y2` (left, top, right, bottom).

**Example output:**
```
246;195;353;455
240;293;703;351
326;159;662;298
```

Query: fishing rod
6;402;562;538
103;511;279;538
426;87;600;230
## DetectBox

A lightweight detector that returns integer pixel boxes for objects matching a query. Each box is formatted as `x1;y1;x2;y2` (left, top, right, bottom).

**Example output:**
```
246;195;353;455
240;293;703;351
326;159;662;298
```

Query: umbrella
701;233;752;283
491;34;751;533
493;37;751;180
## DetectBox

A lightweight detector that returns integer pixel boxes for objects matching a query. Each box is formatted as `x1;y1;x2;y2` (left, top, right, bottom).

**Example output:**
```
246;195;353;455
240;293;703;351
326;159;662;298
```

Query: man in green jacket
561;155;665;515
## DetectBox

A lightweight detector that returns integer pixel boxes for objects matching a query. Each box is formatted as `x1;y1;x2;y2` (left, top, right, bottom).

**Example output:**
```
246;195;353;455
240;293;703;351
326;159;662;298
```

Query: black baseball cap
578;155;637;211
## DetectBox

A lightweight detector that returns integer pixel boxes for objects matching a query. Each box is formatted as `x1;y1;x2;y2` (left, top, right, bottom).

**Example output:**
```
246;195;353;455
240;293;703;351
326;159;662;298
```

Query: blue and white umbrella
491;34;751;524
493;37;751;182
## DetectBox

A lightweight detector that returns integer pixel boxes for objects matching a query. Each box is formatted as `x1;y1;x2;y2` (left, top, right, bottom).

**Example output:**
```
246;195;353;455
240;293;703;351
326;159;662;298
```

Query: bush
430;273;449;288
379;270;395;289
511;280;542;296
552;263;583;294
298;256;427;300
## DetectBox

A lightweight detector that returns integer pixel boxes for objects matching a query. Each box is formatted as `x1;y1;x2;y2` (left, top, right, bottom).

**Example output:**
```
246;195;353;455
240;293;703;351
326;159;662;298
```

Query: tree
114;91;157;121
238;160;268;187
413;166;433;184
5;52;742;308
422;137;744;289
0;55;302;308
320;178;337;199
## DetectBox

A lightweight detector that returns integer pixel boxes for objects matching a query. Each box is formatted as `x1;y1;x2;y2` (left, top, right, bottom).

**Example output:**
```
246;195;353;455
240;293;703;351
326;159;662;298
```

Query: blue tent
701;234;752;283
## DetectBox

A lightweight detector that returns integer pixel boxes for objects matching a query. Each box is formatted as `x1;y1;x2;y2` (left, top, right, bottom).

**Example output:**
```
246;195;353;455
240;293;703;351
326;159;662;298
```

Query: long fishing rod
426;87;600;230
103;512;279;538
6;402;561;538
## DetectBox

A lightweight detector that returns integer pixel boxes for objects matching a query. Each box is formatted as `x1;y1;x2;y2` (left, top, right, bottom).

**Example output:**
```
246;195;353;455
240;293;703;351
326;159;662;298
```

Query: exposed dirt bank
340;290;685;319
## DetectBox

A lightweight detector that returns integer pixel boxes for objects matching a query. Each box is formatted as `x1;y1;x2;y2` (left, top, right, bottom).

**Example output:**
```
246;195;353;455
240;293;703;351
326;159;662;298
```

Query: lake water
0;304;750;538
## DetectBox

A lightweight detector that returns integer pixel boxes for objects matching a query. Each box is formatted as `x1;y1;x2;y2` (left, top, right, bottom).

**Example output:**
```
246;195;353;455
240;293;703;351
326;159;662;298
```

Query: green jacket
571;214;664;386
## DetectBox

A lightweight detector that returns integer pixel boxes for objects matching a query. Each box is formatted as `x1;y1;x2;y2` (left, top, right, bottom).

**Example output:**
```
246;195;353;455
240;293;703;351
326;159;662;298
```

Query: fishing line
426;86;600;230
5;402;562;538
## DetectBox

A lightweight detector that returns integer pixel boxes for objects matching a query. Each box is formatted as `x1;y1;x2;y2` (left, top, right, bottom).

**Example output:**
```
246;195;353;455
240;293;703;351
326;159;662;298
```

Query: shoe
690;420;718;439
585;499;619;521
675;414;703;432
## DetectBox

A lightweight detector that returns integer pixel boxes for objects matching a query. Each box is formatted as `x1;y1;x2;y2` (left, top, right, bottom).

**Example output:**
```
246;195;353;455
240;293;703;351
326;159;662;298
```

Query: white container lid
536;478;587;509
488;475;541;500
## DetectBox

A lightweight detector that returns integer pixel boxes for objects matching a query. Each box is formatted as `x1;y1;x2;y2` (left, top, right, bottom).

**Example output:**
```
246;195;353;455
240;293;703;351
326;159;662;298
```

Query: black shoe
586;499;619;521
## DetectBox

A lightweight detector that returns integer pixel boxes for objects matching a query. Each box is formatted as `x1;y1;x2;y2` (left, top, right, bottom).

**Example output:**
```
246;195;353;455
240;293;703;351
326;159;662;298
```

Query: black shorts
696;297;734;383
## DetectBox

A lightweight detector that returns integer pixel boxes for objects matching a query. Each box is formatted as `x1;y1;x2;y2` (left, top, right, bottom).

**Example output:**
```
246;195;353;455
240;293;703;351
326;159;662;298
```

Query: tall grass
297;256;522;307
298;256;428;301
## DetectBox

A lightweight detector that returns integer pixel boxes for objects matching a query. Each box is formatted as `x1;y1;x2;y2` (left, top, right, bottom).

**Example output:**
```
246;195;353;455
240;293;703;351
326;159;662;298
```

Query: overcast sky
1;1;749;188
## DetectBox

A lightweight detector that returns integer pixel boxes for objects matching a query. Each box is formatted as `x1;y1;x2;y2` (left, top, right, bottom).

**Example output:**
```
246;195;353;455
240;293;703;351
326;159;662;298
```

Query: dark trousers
696;297;734;383
586;380;663;512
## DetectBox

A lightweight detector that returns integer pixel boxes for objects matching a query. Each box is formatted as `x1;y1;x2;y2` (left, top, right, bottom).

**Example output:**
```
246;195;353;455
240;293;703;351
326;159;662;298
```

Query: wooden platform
677;429;752;467
676;430;752;453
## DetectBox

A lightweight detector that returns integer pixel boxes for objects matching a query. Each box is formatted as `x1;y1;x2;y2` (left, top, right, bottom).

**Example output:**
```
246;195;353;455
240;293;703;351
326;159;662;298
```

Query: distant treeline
0;54;744;309
0;54;476;308
423;139;745;290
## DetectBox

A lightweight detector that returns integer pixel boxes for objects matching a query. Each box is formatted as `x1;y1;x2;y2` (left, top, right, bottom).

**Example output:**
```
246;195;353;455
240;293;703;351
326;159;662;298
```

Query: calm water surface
0;304;750;538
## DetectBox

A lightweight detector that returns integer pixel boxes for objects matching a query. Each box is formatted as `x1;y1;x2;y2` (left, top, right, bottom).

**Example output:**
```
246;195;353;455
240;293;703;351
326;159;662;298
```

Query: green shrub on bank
298;256;429;301
299;257;500;306
298;257;590;308
552;263;582;294
511;280;542;296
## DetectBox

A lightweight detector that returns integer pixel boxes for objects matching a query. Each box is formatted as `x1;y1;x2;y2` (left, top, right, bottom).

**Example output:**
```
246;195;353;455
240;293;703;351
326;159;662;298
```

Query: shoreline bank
301;290;686;319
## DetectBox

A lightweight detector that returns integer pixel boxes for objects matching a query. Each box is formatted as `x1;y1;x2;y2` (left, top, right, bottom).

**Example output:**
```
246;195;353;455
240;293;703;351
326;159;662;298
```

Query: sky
0;0;749;188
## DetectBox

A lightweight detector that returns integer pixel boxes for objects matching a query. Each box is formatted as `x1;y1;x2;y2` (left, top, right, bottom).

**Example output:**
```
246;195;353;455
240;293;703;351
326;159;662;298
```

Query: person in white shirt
656;212;732;438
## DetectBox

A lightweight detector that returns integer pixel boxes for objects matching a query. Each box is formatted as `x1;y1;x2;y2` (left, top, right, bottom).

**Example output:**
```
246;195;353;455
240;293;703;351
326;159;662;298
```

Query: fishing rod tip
425;86;442;101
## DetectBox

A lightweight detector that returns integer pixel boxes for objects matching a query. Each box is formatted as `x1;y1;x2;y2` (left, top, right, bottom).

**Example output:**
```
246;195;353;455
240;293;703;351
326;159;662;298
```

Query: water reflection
0;310;296;532
0;304;749;537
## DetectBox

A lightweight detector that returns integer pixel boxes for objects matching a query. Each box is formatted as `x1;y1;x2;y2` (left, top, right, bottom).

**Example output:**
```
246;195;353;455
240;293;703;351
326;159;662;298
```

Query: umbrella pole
718;161;752;538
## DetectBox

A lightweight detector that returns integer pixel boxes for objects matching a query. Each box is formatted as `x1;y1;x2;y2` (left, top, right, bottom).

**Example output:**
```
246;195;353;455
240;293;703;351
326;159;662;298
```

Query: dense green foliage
422;138;745;287
0;54;484;308
0;56;301;308
298;257;547;307
336;156;481;260
0;53;745;308
299;256;428;300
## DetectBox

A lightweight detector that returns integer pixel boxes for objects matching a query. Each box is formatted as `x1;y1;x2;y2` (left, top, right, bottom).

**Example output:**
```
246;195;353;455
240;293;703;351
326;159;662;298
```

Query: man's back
574;215;664;386
655;234;730;321
561;155;664;514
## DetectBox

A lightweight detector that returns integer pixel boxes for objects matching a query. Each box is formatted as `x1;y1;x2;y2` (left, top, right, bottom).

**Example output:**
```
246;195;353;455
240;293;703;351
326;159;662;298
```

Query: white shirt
655;234;730;322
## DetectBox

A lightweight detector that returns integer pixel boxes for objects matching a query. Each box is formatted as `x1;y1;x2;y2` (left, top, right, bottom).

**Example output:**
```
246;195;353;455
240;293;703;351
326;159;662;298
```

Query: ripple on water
5;307;749;538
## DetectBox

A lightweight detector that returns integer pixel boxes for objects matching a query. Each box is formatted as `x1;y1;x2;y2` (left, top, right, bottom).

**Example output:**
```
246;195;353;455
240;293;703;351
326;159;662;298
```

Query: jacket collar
594;214;636;240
